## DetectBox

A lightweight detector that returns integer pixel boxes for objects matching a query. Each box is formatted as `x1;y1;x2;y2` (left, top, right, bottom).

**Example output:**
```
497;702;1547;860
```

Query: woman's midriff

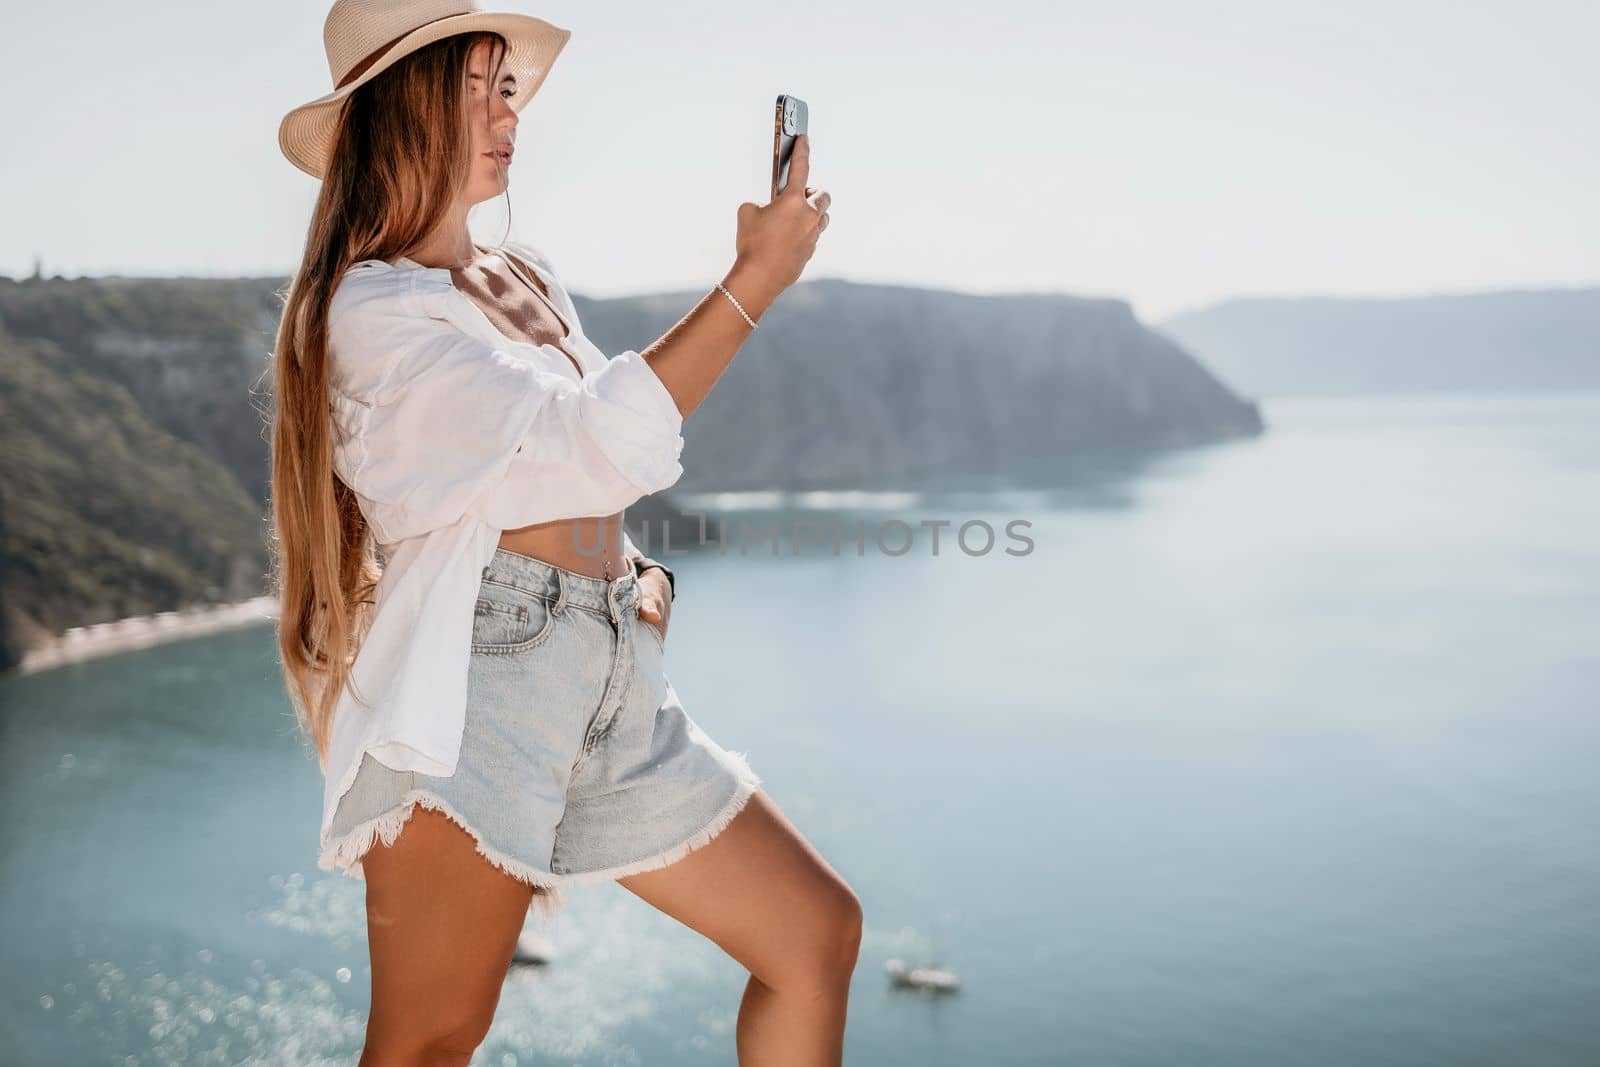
461;246;633;581
497;515;631;582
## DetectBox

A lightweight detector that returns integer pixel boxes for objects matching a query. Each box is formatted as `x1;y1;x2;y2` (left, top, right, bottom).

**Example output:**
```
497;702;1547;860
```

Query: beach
15;595;280;676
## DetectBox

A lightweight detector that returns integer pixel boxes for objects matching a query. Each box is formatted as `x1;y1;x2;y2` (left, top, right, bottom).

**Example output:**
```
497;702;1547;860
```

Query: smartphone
772;94;809;199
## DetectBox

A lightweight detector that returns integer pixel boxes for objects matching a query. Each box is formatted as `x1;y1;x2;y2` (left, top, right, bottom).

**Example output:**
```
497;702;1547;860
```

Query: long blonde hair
268;31;511;768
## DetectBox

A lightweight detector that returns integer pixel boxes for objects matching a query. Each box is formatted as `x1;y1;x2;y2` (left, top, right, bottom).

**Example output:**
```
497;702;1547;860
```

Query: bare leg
358;806;549;1066
616;789;863;1066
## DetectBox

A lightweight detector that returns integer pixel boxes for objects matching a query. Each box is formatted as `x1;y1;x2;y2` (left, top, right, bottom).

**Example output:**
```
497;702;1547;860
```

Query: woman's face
462;37;518;205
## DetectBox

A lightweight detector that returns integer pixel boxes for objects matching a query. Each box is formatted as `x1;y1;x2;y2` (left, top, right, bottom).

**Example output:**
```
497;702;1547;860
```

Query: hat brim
278;11;570;180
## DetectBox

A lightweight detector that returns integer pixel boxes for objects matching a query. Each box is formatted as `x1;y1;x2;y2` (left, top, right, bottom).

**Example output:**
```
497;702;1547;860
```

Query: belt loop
551;567;567;616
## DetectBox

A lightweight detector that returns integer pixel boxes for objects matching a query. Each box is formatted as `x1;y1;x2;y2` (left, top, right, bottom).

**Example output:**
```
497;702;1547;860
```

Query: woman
269;2;857;1063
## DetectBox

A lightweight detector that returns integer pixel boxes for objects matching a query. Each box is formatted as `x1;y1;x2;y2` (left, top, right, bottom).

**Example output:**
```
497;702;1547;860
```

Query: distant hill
577;278;1263;492
1160;288;1600;397
0;320;271;666
0;270;1261;669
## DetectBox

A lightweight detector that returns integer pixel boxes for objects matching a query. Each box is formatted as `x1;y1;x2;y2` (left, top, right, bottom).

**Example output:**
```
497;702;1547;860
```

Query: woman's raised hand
733;133;831;296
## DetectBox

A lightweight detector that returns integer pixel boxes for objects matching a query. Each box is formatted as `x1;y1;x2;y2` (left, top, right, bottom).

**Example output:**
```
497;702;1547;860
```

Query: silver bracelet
716;282;758;329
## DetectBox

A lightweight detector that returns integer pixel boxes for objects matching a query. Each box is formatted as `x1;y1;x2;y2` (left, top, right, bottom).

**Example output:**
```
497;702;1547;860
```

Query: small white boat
885;957;960;993
512;927;558;966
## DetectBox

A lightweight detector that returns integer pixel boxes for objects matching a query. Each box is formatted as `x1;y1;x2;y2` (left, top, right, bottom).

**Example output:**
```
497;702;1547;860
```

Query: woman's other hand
734;133;831;296
637;568;673;644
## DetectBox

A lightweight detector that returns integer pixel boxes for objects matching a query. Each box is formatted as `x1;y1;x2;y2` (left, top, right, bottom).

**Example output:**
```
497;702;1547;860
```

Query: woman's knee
780;882;864;986
832;885;865;968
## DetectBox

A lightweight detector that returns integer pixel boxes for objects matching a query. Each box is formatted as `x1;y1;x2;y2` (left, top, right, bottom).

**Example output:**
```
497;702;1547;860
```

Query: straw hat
279;0;571;179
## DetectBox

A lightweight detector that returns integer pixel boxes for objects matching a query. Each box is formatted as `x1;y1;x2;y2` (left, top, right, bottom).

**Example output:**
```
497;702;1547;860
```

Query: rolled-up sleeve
327;267;685;543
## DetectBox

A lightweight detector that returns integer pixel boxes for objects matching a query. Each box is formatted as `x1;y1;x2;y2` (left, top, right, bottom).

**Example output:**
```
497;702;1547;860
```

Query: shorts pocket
636;612;666;655
471;584;557;655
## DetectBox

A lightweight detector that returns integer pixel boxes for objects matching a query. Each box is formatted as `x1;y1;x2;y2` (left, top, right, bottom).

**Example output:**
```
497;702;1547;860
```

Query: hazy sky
3;0;1595;320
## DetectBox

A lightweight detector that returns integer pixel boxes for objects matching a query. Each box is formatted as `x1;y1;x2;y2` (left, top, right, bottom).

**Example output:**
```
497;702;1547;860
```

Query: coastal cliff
579;278;1263;491
0;270;1262;670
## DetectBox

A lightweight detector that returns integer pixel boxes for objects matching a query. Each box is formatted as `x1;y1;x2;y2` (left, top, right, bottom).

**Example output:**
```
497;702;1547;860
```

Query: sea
2;390;1596;1066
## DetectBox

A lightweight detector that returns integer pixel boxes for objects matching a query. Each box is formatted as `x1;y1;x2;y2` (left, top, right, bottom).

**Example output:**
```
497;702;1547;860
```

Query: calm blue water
3;392;1597;1066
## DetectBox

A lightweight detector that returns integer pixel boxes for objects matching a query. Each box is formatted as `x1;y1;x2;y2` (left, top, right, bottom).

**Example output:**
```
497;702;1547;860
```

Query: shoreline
14;595;280;676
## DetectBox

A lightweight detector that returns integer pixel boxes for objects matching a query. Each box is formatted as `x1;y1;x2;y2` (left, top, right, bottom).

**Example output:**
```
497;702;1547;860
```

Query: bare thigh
360;807;537;1058
616;789;863;982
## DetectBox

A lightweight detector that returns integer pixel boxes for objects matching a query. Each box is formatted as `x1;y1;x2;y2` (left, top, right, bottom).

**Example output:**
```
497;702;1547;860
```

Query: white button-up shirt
317;239;686;871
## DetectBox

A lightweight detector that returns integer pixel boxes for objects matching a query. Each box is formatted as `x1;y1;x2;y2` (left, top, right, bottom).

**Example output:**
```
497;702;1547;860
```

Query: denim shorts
324;546;763;920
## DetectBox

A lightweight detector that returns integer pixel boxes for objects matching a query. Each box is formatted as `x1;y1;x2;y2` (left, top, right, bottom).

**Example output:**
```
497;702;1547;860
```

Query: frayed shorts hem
318;787;571;920
317;754;763;922
557;754;763;889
